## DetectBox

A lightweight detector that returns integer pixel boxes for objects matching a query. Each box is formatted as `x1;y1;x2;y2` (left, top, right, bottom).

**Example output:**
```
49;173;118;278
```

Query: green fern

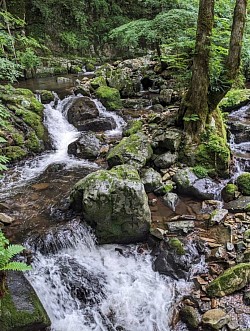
0;231;31;272
2;261;32;271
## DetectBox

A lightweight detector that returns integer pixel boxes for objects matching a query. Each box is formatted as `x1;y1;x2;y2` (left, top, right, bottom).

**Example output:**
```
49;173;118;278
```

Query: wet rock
173;168;219;200
150;227;167;240
67;96;99;129
237;173;250;196
162;192;179;211
68;131;101;159
225;196;250;212
0;213;14;224
209;209;228;226
153;152;178;168
152;128;183;151
70;165;151;244
78;117;116;132
141;167;162;193
221;183;239;202
207;263;250;297
202;309;230;330
31;183;50;191
180;305;200;329
35;90;54;103
107;132;153;170
0;272;51;331
166;220;195;234
153;239;200;279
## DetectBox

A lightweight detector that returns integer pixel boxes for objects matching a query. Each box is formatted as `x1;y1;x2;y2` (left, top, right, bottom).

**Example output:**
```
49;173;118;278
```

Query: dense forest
1;1;250;331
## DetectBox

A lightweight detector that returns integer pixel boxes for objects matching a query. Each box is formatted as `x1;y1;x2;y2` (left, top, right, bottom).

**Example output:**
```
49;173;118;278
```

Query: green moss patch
237;173;250;196
96;86;122;111
219;89;250;110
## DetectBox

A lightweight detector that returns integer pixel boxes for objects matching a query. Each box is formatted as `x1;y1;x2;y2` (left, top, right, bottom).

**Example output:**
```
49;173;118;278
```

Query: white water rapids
26;224;191;331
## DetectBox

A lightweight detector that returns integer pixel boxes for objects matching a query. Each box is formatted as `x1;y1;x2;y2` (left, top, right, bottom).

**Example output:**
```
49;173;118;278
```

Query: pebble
0;213;14;224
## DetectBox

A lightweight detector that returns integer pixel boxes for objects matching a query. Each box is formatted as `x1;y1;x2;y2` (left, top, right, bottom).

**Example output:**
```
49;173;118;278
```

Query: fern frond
5;244;25;260
2;262;32;271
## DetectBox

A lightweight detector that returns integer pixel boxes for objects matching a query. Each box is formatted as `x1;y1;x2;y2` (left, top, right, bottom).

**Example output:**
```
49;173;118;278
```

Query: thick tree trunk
208;0;247;110
179;0;247;139
179;0;214;139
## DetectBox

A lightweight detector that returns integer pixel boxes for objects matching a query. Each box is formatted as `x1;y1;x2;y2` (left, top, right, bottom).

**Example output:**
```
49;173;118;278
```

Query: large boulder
207;263;250;297
107;132;153;170
173;168;219;200
202;309;230;330
70;165;151;244
152;128;183;151
225;196;250;212
67;96;99;129
95;86;122;111
0;272;51;331
76;117;116;132
153;152;178;168
237;173;250;195
68;131;101;159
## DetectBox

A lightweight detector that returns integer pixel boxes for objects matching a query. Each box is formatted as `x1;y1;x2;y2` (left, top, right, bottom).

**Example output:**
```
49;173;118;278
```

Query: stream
0;88;193;331
1;77;250;330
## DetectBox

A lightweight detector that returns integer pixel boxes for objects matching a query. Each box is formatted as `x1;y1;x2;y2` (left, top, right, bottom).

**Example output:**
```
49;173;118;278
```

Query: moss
12;132;25;146
0;291;50;331
54;66;68;75
1;146;27;161
168;237;185;255
25;131;41;152
207;263;250;297
192;165;209;178
35;90;54;104
85;62;95;72
219;89;250;110
222;183;238;202
96;86;122;111
71;65;82;74
90;76;107;90
124;120;143;136
196;131;230;177
14;88;34;98
237;173;250;195
162;183;174;193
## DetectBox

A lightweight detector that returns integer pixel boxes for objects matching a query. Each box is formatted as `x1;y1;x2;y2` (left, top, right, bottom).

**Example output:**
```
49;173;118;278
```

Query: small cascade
94;99;126;138
26;223;190;331
228;103;250;177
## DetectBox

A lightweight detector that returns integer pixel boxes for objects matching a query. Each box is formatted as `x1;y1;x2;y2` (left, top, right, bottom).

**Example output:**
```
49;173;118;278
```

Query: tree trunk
179;0;247;139
208;0;247;110
179;0;214;139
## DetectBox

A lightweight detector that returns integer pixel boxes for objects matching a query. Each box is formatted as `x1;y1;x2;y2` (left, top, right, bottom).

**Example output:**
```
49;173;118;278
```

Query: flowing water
228;103;250;176
0;92;195;330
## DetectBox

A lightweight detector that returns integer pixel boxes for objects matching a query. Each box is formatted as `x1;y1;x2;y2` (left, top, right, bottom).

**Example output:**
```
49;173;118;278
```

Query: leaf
2;262;32;271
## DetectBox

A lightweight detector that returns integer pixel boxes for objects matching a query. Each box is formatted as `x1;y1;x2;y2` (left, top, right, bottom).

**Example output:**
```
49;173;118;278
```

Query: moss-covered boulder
0;272;51;331
225;196;250;212
0;85;47;162
221;183;238;202
35;90;54;103
90;76;107;90
70;164;151;244
124;120;143;136
107;132;153;170
237;173;250;195
180;305;200;329
207;263;250;297
95;86;122;111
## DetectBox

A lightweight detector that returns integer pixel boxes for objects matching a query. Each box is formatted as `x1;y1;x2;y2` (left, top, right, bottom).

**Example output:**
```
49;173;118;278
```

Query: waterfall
26;223;190;331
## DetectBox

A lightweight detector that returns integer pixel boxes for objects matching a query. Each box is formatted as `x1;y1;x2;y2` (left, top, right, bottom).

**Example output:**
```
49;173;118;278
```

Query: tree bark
179;0;214;138
179;0;247;139
208;0;247;110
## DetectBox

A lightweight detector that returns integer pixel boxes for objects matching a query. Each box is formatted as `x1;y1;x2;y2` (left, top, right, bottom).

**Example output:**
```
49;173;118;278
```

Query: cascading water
228;103;250;176
26;222;191;331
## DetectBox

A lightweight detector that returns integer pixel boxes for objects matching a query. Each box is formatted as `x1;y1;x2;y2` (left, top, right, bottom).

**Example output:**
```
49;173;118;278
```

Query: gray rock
202;309;230;330
173;168;219;200
153;152;178;168
68;131;101;159
0;213;14;224
152;128;183;151
0;272;51;331
70;165;151;244
209;209;228;226
225;196;250;212
67;96;99;129
107;132;153;170
150;227;167;240
77;117;116;132
167;220;195;234
162;193;179;211
159;88;173;105
141;167;162;193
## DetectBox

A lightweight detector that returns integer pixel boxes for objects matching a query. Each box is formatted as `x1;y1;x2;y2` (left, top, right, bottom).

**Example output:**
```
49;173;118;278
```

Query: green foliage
0;231;31;272
17;48;41;70
219;89;250;109
0;58;22;82
237;173;250;196
192;166;209;178
183;114;199;122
